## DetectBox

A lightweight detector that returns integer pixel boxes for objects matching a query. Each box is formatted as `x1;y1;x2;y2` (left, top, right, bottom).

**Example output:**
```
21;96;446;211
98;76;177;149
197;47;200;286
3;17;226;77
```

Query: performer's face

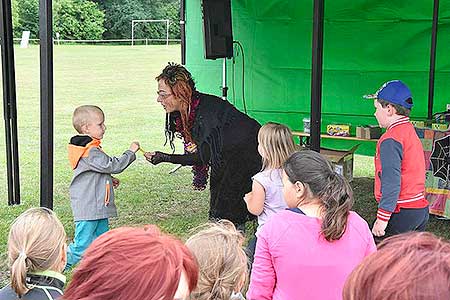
157;79;181;113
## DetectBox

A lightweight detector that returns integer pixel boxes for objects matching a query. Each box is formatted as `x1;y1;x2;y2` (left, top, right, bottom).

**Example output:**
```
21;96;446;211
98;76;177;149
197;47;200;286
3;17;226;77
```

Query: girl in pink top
244;123;296;264
247;150;376;300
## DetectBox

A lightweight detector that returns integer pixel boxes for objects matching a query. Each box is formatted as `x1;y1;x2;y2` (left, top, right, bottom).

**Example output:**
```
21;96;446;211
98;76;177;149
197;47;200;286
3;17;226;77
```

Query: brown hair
186;220;248;300
63;225;198;300
258;122;296;170
283;150;354;241
343;232;450;300
72;105;104;133
377;99;411;116
8;207;67;297
156;63;196;144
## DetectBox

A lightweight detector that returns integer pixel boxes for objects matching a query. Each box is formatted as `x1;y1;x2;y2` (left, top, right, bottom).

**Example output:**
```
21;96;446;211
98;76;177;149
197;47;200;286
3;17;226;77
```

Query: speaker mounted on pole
202;0;233;59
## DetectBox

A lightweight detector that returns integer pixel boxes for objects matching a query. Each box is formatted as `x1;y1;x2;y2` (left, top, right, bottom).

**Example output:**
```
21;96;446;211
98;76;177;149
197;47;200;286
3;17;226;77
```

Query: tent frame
0;0;442;206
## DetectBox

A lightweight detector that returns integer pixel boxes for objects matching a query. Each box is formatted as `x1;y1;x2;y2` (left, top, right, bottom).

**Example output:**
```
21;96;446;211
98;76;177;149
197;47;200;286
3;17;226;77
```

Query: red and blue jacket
374;116;428;221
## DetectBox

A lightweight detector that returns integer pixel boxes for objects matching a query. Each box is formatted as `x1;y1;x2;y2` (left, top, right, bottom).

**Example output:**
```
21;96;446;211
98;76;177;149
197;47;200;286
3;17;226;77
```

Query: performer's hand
244;192;252;204
145;151;170;165
144;151;154;162
372;219;388;237
112;177;120;189
129;141;140;153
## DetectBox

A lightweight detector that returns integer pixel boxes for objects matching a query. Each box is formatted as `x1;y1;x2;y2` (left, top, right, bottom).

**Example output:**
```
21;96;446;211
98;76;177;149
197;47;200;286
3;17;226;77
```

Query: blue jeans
66;219;109;270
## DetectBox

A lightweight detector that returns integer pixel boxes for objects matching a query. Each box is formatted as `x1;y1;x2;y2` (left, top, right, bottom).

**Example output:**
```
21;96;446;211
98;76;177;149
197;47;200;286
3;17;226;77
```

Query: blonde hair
8;207;67;297
72;105;104;134
186;220;248;300
258;122;296;170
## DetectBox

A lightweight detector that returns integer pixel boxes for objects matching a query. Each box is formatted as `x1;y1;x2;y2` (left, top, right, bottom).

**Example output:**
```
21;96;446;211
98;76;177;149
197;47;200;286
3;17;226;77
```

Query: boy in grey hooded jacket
66;105;140;269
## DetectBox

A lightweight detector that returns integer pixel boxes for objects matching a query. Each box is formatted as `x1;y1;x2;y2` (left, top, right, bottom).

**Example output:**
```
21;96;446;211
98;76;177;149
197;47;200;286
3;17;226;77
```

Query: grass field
0;45;448;285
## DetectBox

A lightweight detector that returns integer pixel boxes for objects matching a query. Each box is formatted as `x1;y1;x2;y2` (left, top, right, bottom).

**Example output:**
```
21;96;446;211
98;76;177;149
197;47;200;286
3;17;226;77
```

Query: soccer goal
131;19;170;46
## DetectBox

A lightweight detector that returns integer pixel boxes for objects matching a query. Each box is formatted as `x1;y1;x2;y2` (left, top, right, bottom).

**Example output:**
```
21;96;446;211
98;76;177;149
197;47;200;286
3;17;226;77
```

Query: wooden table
292;131;378;146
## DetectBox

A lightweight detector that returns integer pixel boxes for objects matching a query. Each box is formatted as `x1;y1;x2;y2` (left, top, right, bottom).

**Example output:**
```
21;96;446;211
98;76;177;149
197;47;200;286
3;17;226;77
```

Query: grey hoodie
68;135;136;221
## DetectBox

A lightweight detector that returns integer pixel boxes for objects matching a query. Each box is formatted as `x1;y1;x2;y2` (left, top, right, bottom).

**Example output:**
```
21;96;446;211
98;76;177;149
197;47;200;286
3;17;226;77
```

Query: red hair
63;225;198;300
343;232;450;300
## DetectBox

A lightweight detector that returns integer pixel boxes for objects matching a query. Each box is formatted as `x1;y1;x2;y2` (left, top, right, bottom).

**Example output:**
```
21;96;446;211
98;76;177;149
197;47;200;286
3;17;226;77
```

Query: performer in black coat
145;63;261;226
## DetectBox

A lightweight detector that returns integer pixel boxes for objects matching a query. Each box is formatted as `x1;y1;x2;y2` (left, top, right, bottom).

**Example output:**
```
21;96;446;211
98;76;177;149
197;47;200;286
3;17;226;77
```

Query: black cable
233;40;247;114
231;44;236;105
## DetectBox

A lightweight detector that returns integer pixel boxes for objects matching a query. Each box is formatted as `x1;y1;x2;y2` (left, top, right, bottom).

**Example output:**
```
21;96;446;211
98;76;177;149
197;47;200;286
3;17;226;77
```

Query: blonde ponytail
10;251;29;296
8;207;66;297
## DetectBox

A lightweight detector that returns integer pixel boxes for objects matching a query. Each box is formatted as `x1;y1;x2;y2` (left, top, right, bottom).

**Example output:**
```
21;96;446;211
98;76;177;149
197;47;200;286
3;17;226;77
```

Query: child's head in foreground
72;105;106;139
185;220;248;300
62;225;198;300
8;207;67;297
343;231;450;300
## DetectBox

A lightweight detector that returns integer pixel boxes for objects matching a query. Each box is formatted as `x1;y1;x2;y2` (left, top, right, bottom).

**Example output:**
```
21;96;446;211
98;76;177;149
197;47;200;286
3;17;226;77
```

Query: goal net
131;19;170;46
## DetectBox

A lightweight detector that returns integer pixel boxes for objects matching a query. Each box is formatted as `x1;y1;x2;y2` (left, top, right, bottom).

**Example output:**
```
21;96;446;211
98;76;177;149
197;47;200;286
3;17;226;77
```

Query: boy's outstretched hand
129;141;140;153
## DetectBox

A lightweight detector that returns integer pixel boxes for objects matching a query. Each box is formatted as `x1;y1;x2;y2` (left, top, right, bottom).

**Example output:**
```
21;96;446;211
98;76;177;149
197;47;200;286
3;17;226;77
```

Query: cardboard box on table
356;125;382;139
320;144;360;182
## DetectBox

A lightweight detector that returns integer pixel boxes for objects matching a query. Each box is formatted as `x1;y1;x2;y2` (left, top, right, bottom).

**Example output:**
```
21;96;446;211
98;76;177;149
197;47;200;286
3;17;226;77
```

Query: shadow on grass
351;177;450;240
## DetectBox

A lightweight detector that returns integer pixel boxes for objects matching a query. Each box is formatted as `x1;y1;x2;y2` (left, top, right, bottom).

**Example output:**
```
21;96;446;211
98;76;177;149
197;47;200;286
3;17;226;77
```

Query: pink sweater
247;210;376;300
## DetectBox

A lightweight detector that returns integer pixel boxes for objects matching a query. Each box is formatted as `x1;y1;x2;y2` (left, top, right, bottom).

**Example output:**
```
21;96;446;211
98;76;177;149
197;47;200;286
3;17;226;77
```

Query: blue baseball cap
363;80;413;109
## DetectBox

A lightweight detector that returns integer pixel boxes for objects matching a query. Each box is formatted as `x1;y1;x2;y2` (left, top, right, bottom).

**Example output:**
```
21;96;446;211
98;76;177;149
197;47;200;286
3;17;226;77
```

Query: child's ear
81;122;89;134
386;104;397;116
294;181;307;199
60;243;67;272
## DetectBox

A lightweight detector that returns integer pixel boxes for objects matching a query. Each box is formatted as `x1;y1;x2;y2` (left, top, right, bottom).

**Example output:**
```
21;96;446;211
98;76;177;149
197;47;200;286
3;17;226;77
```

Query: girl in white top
244;122;296;262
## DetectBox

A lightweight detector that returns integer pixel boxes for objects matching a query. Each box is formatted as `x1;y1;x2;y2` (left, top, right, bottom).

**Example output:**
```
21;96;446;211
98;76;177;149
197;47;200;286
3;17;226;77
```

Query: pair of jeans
385;206;429;236
66;218;109;270
374;206;429;243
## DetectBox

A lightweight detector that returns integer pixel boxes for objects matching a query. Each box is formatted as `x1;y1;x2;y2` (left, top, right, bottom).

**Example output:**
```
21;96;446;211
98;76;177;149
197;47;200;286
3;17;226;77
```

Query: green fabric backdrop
185;0;450;155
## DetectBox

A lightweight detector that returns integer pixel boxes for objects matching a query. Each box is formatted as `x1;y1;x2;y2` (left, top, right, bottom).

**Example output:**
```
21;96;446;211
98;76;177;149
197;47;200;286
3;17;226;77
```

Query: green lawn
0;45;211;284
0;45;448;285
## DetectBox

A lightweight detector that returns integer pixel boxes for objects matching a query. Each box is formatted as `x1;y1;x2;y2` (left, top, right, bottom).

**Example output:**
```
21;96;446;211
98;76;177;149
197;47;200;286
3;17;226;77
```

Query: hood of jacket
68;135;101;169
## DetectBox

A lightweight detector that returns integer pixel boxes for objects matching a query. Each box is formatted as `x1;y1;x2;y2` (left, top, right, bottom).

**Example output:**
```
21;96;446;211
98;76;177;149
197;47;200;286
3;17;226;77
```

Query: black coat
168;93;262;224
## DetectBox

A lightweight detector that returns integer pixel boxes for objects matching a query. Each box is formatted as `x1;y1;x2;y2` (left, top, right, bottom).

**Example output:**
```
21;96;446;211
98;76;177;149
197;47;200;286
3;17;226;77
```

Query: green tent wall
184;0;450;155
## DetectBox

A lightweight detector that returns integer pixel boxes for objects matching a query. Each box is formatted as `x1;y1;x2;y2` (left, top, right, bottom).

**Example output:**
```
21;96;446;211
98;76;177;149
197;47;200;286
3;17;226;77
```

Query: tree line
12;0;180;41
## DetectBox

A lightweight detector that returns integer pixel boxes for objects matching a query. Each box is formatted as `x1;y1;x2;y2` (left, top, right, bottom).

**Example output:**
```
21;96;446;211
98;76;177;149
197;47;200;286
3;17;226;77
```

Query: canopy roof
185;0;450;153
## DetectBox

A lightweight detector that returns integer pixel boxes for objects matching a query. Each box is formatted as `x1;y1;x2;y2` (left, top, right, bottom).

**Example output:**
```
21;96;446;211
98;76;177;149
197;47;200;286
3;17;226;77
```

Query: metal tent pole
0;0;20;205
40;0;54;209
180;0;186;64
310;0;325;152
428;0;439;120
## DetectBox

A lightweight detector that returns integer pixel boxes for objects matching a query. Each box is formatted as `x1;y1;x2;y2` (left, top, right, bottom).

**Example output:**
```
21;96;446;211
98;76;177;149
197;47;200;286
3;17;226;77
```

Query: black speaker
202;0;233;59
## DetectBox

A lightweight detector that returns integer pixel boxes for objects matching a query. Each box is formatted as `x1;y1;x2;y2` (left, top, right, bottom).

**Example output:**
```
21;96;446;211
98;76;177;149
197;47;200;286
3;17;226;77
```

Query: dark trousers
375;206;429;243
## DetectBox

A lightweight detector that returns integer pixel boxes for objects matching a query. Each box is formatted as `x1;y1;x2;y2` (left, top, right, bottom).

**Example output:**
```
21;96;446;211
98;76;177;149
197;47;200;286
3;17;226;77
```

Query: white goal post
131;19;170;46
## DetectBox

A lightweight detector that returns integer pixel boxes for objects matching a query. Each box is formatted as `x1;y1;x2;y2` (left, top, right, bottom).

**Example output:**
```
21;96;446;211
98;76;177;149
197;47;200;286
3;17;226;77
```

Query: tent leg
40;0;54;209
310;0;325;152
0;0;21;206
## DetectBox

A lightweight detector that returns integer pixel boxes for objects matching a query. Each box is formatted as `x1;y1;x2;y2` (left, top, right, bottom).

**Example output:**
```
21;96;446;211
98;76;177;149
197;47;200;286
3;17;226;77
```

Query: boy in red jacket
365;80;428;239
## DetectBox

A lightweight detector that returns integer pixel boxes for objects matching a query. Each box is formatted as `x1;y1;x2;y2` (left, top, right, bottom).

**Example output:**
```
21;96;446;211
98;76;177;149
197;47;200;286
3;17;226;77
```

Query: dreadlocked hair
157;63;196;146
